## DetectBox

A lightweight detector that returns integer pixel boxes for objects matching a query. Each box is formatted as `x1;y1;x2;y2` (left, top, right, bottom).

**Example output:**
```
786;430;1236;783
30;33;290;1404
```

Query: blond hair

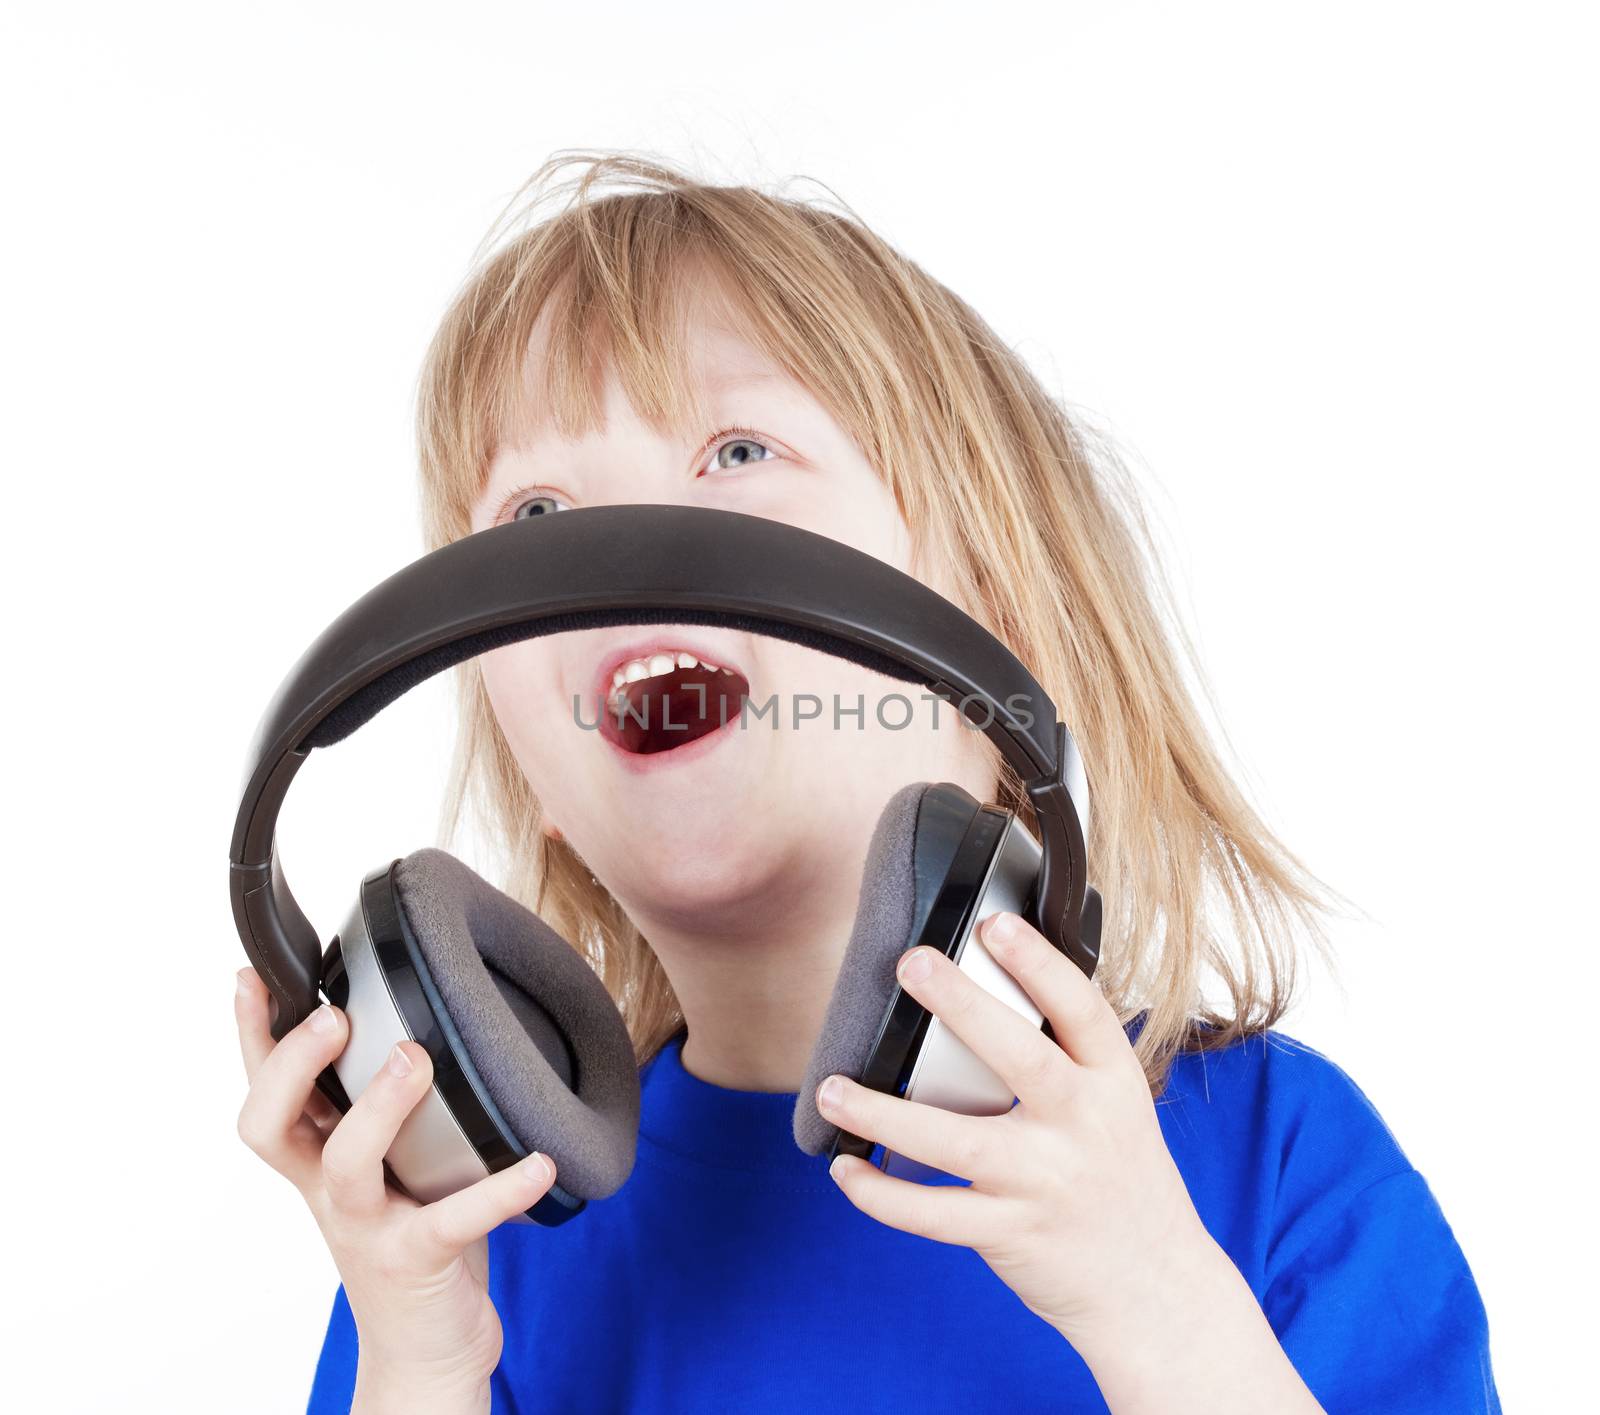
415;151;1342;1097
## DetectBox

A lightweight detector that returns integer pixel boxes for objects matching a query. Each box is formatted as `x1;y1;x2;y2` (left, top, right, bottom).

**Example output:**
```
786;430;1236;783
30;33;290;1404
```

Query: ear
540;816;564;844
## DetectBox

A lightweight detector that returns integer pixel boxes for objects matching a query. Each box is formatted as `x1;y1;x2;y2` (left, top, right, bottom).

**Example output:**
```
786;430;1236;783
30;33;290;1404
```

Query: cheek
773;470;914;577
479;641;567;770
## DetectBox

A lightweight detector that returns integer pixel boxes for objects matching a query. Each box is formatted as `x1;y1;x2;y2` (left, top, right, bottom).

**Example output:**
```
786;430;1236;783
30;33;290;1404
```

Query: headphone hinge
1021;721;1075;817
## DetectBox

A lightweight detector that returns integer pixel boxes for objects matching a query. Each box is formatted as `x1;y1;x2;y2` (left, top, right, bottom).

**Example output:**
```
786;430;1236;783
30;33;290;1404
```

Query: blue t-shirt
307;1023;1500;1412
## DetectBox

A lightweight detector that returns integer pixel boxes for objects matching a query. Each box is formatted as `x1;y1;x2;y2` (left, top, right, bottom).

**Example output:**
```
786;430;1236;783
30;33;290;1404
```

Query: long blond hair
415;151;1343;1097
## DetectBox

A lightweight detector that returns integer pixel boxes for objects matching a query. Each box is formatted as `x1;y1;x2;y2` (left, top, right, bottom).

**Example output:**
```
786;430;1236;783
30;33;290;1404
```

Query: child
234;152;1500;1413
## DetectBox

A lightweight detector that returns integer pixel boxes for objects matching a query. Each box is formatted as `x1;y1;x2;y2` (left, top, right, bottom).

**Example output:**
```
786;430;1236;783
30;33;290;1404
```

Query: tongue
601;666;748;755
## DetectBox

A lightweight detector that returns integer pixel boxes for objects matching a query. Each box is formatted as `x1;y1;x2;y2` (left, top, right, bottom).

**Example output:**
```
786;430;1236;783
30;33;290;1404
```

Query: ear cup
390;848;641;1199
792;782;984;1155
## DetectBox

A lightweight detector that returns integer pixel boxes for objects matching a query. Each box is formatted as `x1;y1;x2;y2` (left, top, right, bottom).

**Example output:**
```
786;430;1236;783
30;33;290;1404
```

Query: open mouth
596;647;751;756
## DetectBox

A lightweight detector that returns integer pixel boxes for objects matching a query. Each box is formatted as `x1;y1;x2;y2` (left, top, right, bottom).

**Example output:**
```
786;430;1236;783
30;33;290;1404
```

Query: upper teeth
610;650;734;692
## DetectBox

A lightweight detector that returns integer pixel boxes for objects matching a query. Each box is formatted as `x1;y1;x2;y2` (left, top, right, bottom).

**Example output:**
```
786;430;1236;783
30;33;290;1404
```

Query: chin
602;830;785;919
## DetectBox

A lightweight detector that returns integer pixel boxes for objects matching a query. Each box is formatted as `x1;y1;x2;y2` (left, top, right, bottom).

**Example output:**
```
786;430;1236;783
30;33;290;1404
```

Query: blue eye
709;438;772;470
702;427;778;475
510;492;567;520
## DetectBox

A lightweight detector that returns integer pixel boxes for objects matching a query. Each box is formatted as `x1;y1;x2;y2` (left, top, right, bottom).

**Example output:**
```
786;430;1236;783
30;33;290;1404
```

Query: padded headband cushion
793;782;929;1156
391;848;641;1200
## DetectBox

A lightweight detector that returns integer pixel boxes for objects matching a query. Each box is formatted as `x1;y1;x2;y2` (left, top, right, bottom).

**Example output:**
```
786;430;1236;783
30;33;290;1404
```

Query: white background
3;3;1593;1410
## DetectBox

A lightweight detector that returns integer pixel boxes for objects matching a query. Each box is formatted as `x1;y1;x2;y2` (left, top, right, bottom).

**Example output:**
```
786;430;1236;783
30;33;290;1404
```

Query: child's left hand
817;909;1221;1350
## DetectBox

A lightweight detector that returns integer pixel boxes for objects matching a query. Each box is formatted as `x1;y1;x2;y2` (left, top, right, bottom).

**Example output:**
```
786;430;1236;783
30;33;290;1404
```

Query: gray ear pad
390;848;641;1199
793;782;945;1156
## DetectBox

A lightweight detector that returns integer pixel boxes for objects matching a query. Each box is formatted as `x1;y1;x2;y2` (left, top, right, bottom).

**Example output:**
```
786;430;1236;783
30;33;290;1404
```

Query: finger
411;1151;558;1262
304;1085;343;1133
234;966;276;1083
892;942;1074;1117
815;1073;1016;1190
979;911;1130;1070
235;1000;349;1189
236;968;342;1131
827;1152;1013;1247
319;1041;434;1221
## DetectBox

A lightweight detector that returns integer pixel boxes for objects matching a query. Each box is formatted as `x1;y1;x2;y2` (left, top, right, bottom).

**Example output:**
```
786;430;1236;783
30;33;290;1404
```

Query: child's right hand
233;965;556;1415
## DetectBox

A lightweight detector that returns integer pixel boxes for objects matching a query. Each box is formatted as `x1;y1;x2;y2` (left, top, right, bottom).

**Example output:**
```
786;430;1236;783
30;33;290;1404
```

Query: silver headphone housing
327;889;497;1207
884;814;1044;1181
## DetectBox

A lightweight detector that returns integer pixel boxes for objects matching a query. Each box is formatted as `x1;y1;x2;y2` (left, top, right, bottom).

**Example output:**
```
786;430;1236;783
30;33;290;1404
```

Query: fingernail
986;912;1020;946
522;1152;553;1185
235;968;253;997
818;1075;844;1111
385;1042;413;1077
309;1004;338;1035
829;1154;848;1183
897;947;932;983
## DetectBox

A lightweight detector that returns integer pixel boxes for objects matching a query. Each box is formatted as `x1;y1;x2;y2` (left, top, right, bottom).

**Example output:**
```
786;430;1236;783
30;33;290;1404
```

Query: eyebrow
703;368;785;393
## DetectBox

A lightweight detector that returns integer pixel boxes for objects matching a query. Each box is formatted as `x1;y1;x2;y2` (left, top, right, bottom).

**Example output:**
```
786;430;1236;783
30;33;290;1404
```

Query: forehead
475;289;820;528
505;282;794;448
673;319;789;395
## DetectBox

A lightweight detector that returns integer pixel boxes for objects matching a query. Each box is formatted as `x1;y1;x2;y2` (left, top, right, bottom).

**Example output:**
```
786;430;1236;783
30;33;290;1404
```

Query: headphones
229;504;1101;1226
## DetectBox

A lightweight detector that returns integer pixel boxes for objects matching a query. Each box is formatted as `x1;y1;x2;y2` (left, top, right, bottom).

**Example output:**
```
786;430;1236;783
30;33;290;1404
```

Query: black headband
229;505;1093;1037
